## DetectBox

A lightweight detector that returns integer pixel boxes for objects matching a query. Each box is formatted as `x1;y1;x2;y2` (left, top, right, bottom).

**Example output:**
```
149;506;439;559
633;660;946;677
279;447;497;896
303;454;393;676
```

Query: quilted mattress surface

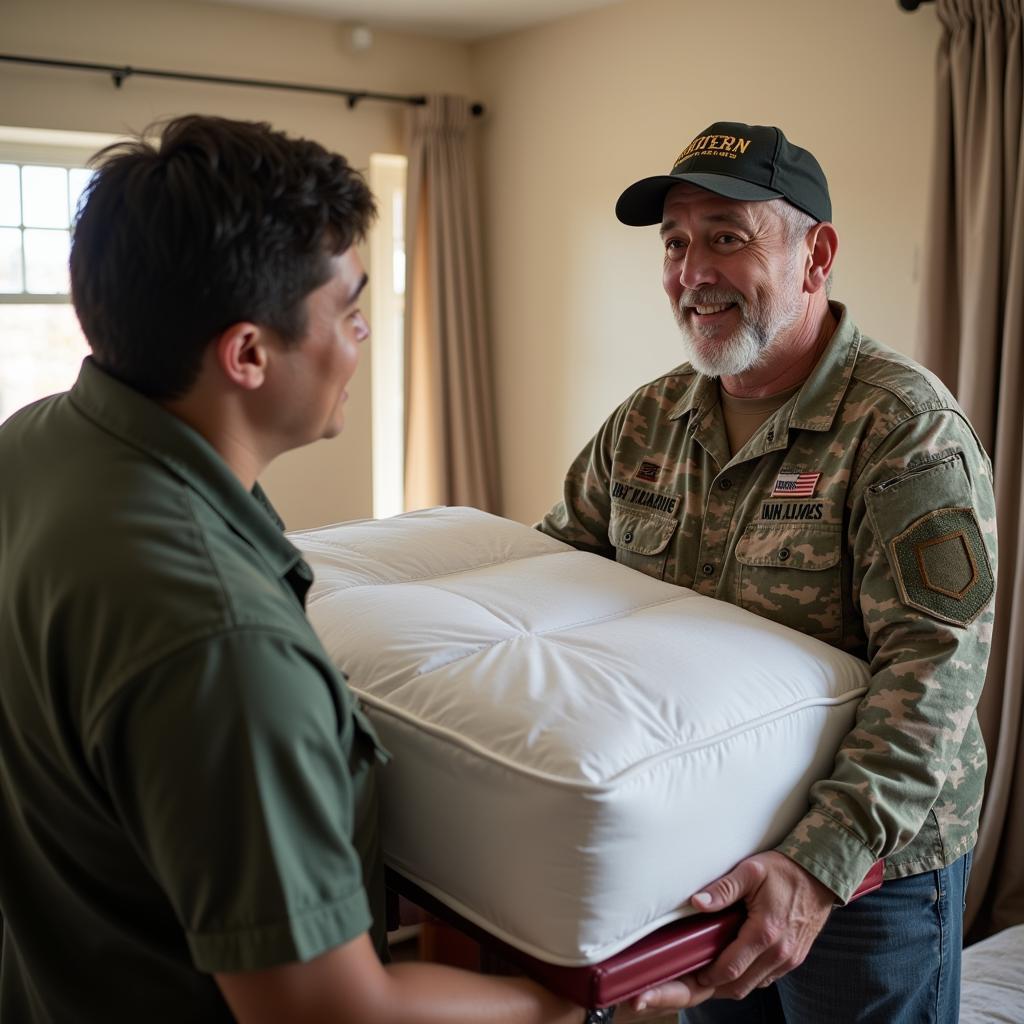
292;507;870;966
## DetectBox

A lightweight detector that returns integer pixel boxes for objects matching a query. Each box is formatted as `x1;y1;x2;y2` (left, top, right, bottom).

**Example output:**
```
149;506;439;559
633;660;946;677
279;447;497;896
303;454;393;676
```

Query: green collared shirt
0;359;388;1023
540;304;996;901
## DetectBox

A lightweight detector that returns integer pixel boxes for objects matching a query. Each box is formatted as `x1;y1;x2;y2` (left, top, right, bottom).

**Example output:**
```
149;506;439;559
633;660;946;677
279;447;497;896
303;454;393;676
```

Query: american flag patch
771;472;821;498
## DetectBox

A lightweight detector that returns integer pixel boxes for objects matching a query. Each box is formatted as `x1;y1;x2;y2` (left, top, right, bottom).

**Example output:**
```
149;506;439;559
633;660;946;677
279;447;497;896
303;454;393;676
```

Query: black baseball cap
615;121;831;226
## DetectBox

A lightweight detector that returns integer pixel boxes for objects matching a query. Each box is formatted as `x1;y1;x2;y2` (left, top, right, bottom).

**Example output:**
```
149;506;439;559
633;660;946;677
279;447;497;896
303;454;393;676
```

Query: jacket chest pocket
734;522;843;643
609;499;679;580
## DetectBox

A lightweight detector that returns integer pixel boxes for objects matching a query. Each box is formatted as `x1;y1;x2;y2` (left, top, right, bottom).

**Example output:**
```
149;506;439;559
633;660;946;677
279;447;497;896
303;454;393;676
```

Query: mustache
677;289;746;310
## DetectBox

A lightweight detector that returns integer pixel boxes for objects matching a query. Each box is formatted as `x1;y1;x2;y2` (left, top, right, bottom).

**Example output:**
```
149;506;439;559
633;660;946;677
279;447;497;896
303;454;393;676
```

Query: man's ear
212;322;269;391
804;222;838;295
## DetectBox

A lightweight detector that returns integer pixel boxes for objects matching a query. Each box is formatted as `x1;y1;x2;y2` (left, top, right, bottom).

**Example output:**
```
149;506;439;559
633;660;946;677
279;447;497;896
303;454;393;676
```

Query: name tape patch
760;502;824;522
611;481;680;516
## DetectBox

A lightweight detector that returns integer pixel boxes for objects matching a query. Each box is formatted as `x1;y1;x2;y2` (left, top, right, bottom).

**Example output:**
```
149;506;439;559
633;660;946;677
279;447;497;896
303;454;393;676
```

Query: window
0;127;120;425
369;154;408;519
0;131;412;500
0;162;93;296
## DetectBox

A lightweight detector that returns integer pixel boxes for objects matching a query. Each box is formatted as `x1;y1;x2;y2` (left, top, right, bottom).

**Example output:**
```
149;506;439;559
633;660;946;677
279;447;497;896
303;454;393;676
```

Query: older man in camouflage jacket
539;121;997;1024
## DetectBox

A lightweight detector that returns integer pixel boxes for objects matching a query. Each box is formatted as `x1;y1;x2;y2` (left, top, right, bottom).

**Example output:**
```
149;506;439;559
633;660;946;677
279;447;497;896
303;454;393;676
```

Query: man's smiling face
660;183;807;378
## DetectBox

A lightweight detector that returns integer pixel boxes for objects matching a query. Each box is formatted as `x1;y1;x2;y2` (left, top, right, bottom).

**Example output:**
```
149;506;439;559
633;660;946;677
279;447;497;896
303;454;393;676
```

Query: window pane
392;190;405;296
0;228;23;292
0;304;87;424
68;168;94;223
22;166;69;228
24;229;70;293
0;165;20;226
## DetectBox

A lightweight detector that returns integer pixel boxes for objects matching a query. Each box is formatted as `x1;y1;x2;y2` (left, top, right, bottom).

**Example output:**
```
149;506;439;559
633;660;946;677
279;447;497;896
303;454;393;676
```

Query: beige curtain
403;95;501;513
918;0;1024;940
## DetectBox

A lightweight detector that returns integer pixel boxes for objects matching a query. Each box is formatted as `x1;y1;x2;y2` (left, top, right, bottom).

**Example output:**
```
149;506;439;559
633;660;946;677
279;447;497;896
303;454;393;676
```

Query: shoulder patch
890;507;994;626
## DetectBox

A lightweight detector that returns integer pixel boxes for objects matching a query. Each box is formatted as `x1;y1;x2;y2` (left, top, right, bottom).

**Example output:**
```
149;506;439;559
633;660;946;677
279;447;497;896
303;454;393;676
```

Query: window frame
0;126;122;304
369;152;408;520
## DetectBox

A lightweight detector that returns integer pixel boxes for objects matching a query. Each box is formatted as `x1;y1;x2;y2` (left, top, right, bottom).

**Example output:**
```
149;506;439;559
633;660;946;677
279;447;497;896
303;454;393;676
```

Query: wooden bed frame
387;861;885;1009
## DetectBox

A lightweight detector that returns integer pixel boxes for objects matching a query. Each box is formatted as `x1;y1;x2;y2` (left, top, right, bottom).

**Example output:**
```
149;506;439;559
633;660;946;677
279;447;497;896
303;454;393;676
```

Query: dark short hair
70;115;376;399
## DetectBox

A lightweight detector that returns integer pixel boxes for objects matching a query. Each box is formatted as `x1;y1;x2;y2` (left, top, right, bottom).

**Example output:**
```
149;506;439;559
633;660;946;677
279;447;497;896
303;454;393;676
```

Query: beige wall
3;0;944;531
473;0;943;526
1;0;476;529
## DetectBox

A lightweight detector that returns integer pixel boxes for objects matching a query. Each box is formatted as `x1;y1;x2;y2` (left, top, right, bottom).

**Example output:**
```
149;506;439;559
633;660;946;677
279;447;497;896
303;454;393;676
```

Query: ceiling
202;0;624;41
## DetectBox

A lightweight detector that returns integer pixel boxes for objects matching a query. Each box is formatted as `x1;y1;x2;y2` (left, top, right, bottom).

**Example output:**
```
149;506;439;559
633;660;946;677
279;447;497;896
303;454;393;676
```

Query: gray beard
677;314;766;377
673;287;800;379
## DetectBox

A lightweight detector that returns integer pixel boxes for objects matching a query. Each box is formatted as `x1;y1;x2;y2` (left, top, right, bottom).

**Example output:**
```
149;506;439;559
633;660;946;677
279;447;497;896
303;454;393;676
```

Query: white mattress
292;507;870;966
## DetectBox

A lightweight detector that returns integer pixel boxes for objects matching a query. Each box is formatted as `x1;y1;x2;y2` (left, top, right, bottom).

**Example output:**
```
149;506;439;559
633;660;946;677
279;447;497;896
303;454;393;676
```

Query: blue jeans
679;851;972;1024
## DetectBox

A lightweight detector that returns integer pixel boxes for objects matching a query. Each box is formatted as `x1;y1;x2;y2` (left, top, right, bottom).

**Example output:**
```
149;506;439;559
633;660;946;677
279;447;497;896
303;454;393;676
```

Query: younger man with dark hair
0;115;701;1024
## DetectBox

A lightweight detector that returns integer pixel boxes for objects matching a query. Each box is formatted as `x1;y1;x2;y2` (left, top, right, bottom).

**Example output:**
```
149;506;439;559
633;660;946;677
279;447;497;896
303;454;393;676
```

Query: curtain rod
0;53;485;116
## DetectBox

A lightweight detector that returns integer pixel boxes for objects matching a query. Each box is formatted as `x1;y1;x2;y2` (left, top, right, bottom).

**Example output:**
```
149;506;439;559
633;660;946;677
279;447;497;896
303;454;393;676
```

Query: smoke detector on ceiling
350;24;374;51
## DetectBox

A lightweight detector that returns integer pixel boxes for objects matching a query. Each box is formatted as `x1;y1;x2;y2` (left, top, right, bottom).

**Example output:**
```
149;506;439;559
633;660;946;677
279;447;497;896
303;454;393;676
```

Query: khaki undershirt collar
719;380;802;457
667;301;862;457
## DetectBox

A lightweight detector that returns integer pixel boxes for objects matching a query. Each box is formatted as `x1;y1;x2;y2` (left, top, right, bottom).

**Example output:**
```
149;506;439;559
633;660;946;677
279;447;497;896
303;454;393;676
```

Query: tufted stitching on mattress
303;549;584;606
354;582;691;670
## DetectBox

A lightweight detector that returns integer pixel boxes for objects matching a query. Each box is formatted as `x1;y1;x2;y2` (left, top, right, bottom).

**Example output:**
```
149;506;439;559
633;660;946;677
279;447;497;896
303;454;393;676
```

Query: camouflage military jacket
539;304;997;902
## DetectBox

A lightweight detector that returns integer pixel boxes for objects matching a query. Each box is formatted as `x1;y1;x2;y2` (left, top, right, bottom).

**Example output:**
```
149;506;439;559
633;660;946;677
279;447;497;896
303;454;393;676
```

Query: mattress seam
354;687;870;791
384;858;694;967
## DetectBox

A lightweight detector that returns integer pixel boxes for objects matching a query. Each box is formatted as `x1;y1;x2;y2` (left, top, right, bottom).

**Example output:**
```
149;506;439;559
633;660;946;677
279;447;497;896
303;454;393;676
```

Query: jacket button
767;429;775;442
702;563;714;576
623;531;634;544
719;478;732;490
778;547;791;561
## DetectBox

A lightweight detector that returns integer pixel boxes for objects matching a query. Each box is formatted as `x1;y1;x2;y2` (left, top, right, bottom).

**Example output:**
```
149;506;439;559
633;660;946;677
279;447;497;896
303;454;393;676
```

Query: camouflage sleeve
535;401;629;556
777;409;997;901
